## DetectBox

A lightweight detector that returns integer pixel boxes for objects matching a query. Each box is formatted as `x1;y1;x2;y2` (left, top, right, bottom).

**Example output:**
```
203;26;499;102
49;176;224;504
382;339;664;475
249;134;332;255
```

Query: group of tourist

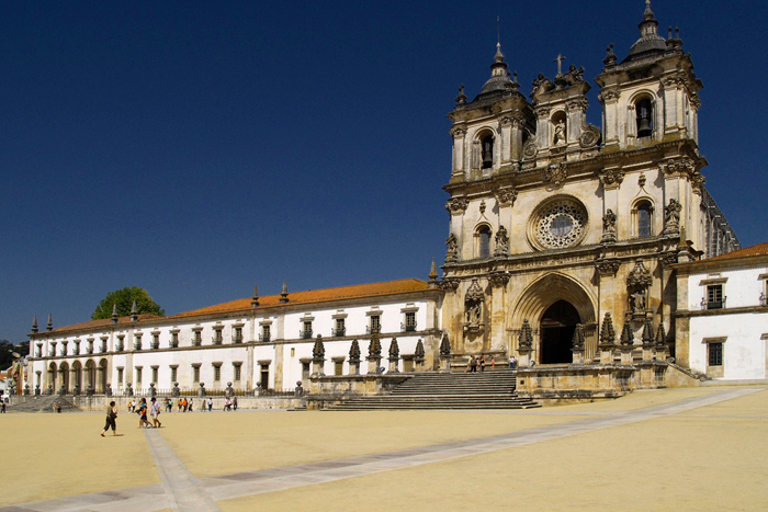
466;355;495;372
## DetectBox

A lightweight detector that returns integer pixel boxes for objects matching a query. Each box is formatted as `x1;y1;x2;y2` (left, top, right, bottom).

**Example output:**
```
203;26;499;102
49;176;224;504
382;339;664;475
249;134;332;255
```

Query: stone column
599;88;620;148
499;115;512;164
450;125;466;181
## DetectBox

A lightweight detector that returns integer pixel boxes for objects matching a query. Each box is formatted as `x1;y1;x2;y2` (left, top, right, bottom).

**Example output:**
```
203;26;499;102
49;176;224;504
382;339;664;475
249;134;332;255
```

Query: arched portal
59;362;69;393
99;359;109;393
48;362;57;393
85;360;96;391
540;300;580;364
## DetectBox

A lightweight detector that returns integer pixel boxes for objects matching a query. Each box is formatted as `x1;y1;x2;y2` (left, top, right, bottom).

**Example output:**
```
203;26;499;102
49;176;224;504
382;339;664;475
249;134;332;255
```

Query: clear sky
1;1;765;343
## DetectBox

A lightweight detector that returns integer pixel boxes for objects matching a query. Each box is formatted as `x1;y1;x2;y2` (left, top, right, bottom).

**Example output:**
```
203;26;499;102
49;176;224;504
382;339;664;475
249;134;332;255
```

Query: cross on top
554;53;566;76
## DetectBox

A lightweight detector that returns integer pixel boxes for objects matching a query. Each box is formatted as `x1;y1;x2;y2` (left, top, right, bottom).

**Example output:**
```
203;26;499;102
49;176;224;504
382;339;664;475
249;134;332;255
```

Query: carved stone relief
494;225;510;257
445;197;469;214
662;198;682;235
627;260;653;317
445;234;458;263
463;278;485;333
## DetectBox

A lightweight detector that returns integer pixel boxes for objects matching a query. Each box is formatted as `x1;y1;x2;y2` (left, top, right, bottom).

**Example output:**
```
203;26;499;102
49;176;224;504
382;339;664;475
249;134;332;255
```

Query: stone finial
600;313;616;346
603;43;617;68
368;332;382;358
32;315;39;334
439;334;451;356
111;303;118;324
428;259;439;288
620;313;634;346
348;340;361;364
414;339;425;360
312;334;325;360
388;337;399;359
130;300;138;322
46;313;53;331
455;84;467;105
642;316;655;347
279;282;289;304
251;285;260;307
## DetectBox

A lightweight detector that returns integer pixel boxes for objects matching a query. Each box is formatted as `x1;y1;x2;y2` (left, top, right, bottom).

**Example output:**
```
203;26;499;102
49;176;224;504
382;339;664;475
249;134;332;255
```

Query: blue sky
1;1;765;343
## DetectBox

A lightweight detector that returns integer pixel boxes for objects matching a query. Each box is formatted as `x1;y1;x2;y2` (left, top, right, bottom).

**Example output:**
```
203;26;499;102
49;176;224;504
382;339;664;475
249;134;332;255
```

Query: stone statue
494;225;510;257
445;234;458;263
603;210;617;232
663;198;682;234
553;120;566;146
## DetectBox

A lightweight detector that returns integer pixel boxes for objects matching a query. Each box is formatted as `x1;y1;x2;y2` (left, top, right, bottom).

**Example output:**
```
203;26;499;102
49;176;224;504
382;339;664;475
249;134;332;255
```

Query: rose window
534;200;587;249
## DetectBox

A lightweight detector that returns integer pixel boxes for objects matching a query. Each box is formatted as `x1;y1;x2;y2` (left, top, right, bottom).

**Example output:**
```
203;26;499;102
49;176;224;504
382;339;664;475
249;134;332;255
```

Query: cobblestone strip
142;428;222;512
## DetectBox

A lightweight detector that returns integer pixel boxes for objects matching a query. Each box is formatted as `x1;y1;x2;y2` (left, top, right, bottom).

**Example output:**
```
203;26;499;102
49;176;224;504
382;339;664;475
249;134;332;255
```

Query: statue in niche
627;260;653;316
445;233;458;263
663;199;682;234
494;225;510;257
553;120;566;146
602;209;617;243
463;278;485;331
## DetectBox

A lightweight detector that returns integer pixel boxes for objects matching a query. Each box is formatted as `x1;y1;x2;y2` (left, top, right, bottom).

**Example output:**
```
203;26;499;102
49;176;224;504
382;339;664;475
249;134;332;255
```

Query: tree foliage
91;287;165;320
0;340;27;370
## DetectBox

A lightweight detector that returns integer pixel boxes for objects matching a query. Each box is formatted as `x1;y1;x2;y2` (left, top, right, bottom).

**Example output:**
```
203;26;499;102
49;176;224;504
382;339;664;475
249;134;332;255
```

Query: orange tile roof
44;314;164;335
703;242;768;262
170;278;432;319
38;278;435;334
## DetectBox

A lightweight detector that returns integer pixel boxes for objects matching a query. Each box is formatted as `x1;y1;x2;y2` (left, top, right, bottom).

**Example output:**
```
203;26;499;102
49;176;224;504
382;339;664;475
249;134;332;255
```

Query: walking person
470;356;477;373
137;398;152;428
100;400;118;436
232;396;238;411
479;355;486;372
207;396;213;412
178;398;183;413
150;397;162;428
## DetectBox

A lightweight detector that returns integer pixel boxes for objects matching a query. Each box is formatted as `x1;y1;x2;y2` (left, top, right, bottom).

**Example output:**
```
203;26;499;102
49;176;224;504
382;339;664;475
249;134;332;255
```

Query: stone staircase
7;395;81;413
325;369;540;410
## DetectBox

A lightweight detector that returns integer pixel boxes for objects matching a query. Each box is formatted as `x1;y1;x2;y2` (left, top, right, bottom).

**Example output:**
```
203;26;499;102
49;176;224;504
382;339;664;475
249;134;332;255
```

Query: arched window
636;98;653;138
637;201;653;238
477;226;491;259
480;133;494;169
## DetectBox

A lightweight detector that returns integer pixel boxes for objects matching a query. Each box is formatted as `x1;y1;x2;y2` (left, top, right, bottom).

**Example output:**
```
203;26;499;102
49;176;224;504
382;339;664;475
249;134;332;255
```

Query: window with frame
213;363;222;382
193;329;203;346
637;201;652;238
116;335;125;352
134;333;143;351
61;341;68;356
213;327;223;345
100;337;108;353
73;340;80;355
478;226;491;259
233;363;242;381
334;318;346;337
170;365;178;383
707;284;724;310
708;342;723;367
135;367;143;388
151;366;159;385
369;315;381;334
302;321;313;339
262;324;271;342
405;312;417;332
233;326;243;343
87;338;94;354
117;367;124;386
171;331;179;348
151;332;160;349
636;98;653;137
192;364;201;383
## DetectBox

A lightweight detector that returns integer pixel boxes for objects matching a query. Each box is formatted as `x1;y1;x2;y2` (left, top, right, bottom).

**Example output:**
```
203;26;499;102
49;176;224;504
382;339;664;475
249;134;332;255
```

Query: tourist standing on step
101;400;118;436
509;356;517;369
470;356;477;372
479;355;486;372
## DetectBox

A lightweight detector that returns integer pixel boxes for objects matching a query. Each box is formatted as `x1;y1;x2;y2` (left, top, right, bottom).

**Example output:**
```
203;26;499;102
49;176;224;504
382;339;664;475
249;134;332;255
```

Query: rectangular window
709;343;723;366
370;315;381;334
100;337;108;353
302;361;310;380
214;329;223;345
170;366;178;383
707;285;724;309
193;330;203;346
262;325;271;342
192;365;200;383
116;336;125;352
117;367;124;386
213;364;221;382
334;360;344;376
151;366;159;385
87;339;94;354
134;334;143;351
234;327;243;343
233;363;242;381
405;312;416;332
171;331;179;348
335;318;346;337
152;333;160;349
135;367;143;388
302;321;313;339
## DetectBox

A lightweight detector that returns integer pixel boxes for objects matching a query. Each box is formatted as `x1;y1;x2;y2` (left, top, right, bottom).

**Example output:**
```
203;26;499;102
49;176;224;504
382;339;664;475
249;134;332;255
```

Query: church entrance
540;300;580;364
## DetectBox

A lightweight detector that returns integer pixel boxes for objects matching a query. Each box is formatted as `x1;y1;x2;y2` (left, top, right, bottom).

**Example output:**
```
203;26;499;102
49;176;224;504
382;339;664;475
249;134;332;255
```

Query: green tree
91;287;165;320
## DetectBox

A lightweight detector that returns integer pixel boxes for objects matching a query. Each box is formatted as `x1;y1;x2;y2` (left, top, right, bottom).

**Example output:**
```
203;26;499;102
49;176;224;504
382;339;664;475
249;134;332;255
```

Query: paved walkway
2;387;761;512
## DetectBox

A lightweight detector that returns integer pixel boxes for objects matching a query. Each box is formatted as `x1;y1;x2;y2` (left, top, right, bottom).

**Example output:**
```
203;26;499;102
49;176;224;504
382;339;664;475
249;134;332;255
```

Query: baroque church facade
25;2;741;399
